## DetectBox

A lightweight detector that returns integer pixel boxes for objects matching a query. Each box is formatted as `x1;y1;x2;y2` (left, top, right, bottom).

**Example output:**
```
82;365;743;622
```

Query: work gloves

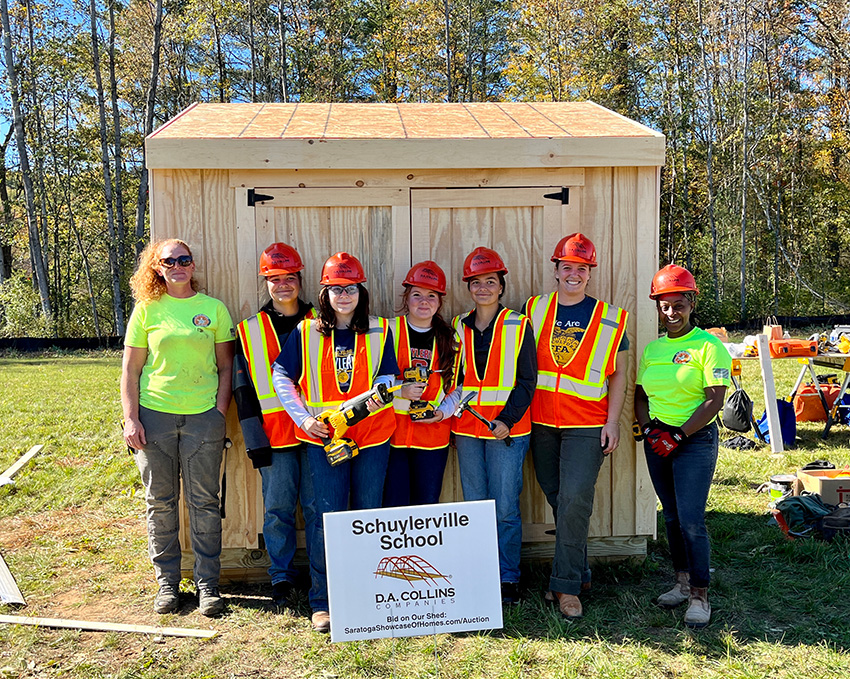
642;419;687;457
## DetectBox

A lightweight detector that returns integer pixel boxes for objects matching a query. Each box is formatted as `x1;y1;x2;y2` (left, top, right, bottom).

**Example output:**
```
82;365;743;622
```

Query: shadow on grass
494;509;850;658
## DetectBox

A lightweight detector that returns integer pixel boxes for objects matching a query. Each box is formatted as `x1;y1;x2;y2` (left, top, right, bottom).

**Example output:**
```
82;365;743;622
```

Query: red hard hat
462;247;508;282
259;242;303;276
650;264;699;299
551;233;597;267
403;260;446;294
320;252;367;286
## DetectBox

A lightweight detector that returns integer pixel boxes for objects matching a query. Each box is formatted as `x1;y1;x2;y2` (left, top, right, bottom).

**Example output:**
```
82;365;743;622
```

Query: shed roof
146;102;665;170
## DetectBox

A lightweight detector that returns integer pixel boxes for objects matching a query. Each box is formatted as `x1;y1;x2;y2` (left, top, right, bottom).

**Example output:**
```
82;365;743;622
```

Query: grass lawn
1;350;849;678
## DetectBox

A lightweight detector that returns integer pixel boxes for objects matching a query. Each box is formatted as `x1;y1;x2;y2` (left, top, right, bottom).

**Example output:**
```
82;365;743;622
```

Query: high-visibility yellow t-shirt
636;327;731;427
125;293;235;414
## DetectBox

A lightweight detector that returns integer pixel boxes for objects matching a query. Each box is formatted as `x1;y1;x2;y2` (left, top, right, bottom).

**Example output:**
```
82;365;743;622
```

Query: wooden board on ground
0;614;217;639
0;553;25;607
0;445;45;487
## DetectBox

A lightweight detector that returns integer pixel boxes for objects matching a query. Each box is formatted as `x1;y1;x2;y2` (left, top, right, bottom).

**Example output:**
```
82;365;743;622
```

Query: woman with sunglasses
383;261;460;507
121;239;234;617
271;252;405;633
452;247;537;606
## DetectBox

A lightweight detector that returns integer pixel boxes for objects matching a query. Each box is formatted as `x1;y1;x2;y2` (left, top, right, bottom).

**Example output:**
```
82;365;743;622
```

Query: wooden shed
145;102;665;578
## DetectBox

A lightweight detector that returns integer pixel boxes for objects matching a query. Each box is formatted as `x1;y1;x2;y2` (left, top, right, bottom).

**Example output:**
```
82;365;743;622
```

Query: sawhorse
788;354;850;439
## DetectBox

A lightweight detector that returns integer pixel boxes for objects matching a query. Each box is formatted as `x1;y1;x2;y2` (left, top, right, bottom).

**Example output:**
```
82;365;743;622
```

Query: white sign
325;500;503;642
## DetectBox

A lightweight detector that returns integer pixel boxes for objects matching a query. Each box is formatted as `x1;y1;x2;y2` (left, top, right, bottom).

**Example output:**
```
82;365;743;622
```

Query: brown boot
554;591;583;619
683;587;710;628
656;571;690;609
311;610;331;633
545;581;590;605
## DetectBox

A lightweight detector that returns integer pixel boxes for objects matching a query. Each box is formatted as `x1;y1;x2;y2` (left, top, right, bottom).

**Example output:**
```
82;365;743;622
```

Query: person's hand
400;382;426;401
302;416;330;439
426;409;445;423
646;424;686;457
491;419;510;440
123;417;146;451
216;405;228;417
366;394;386;413
601;421;620;455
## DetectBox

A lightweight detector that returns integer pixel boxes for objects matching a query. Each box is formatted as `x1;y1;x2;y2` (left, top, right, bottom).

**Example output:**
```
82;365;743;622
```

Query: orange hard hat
551;233;597;267
650;264;699;299
462;247;508;282
403;260;446;294
320;252;366;286
258;242;303;276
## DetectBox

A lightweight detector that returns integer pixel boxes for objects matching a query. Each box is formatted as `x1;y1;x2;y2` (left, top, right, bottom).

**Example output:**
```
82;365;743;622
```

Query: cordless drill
402;366;442;420
316;383;401;466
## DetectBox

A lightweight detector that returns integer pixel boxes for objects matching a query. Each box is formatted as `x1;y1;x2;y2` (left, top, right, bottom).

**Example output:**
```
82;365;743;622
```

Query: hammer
454;392;514;447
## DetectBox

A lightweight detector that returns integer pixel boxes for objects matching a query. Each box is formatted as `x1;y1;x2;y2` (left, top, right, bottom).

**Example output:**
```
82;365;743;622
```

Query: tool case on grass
768;339;818;358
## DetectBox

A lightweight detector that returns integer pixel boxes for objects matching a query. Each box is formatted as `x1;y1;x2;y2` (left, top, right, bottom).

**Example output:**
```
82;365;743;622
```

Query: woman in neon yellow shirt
634;264;731;629
121;239;234;617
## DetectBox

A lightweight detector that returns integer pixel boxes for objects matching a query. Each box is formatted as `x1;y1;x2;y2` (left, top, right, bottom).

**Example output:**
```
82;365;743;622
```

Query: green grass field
1;351;849;678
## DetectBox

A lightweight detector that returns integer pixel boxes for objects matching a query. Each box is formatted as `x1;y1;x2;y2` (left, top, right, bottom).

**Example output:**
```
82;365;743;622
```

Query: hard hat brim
551;255;597;267
650;286;700;300
260;267;303;276
322;277;366;286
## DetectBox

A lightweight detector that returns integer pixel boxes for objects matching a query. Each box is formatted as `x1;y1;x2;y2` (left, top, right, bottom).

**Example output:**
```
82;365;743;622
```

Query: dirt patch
0;509;144;551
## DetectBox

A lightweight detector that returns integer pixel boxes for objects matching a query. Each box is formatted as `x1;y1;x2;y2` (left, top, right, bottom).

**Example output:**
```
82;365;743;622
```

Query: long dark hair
400;287;459;391
317;284;371;336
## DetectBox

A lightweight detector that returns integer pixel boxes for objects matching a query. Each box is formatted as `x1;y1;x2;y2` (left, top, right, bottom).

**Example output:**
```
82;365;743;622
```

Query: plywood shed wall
146;102;665;577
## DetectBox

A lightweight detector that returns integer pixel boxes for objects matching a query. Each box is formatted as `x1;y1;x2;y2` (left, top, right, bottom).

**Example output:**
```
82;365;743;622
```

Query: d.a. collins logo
372;555;454;608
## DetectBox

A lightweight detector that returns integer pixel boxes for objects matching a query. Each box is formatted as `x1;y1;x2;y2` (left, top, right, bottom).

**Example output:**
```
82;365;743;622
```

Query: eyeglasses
327;284;359;296
159;255;193;268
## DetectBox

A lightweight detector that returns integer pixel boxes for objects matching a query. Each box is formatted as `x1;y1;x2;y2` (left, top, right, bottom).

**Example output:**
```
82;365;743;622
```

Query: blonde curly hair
129;239;199;303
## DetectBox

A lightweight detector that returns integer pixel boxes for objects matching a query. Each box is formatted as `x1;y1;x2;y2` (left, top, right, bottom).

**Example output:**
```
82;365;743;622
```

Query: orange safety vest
450;308;532;439
297;316;396;449
236;308;315;449
526;292;628;428
390;317;452;449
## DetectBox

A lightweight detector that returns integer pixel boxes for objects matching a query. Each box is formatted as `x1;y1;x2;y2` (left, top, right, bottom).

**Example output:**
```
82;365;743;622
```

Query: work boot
656;571;690;609
271;581;294;610
554;591;583;619
311;610;331;633
684;587;711;628
198;586;225;617
153;584;180;614
544;581;590;605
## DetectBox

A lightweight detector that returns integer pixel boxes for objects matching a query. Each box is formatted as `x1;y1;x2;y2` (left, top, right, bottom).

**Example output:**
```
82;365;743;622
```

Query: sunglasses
327;284;359;296
159;255;194;268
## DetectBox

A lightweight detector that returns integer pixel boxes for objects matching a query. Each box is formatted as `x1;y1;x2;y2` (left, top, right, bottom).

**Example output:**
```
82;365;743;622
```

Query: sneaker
271;581;294;609
657;572;690;609
198;586;225;617
683;587;711;628
311;610;331;633
153;584;180;614
501;582;521;605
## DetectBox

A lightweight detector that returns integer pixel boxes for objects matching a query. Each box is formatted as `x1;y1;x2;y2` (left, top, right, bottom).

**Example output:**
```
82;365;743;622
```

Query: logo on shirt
672;351;692;364
193;314;211;328
713;368;730;379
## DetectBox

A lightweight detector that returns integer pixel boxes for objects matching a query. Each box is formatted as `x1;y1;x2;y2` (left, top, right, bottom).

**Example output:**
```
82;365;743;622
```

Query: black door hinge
247;189;274;206
543;187;570;205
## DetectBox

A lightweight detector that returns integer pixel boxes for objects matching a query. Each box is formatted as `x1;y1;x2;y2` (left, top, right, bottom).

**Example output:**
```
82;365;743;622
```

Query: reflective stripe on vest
299;316;390;415
528;293;626;401
390;316;452;449
391;317;445;414
237;308;315;448
451;308;532;438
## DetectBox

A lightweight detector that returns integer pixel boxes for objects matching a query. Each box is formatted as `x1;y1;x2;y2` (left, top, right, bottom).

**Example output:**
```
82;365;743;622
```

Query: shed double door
235;185;583;547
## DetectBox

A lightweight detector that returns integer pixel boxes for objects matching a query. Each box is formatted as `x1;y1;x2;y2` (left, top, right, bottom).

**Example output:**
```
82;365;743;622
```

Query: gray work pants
136;405;225;589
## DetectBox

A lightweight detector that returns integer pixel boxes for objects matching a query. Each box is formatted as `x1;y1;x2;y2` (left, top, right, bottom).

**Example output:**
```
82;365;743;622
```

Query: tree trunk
443;0;452;101
134;0;163;257
249;0;257;101
108;0;126;268
739;1;750;321
0;0;52;319
90;0;125;334
277;1;288;102
212;12;226;102
0;125;13;282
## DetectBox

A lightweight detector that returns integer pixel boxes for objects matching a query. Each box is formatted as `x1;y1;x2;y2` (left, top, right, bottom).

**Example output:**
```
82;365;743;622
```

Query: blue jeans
384;445;449;507
259;446;320;607
136;405;225;589
306;441;390;612
455;434;529;584
643;423;718;588
531;425;604;595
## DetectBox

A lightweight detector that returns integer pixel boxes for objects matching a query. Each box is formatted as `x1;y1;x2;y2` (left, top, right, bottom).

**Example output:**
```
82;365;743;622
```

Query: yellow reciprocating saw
317;383;402;466
402;366;442;421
